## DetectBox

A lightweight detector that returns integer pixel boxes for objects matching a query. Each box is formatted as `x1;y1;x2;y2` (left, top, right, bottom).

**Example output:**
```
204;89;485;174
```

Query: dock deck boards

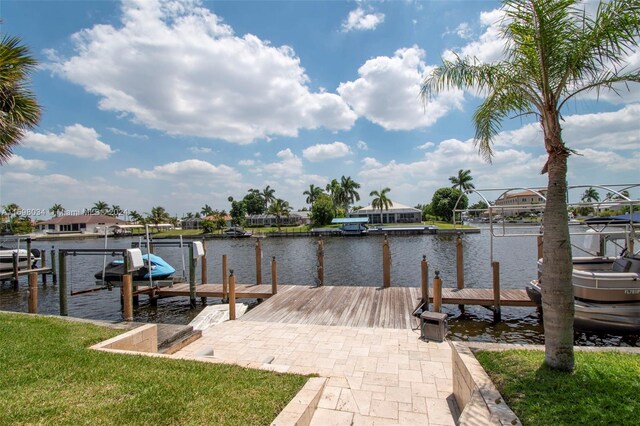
154;283;536;329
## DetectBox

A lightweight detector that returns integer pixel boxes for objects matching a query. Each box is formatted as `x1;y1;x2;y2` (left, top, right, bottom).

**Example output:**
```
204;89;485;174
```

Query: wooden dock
0;267;52;281
151;283;535;329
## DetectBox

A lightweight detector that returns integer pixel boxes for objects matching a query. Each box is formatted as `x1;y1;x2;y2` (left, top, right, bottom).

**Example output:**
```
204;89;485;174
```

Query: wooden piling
41;249;47;285
229;270;236;320
271;256;278;295
537;235;543;261
12;252;19;289
200;240;207;305
492;261;501;321
222;254;228;301
28;272;38;314
421;255;429;307
59;251;68;316
255;238;262;285
50;248;58;285
189;244;196;308
122;273;133;321
26;238;32;271
317;239;324;287
433;271;442;313
383;235;391;288
456;236;464;289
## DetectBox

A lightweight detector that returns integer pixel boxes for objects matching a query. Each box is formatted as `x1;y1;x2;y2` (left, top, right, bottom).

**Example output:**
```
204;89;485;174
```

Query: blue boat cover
111;253;176;278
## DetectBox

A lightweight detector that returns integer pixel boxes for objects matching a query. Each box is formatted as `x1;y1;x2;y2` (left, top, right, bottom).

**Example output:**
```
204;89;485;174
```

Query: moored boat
0;247;41;272
94;253;176;286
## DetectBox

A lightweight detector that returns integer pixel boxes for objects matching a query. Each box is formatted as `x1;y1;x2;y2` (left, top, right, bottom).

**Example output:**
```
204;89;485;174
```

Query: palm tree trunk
541;122;574;371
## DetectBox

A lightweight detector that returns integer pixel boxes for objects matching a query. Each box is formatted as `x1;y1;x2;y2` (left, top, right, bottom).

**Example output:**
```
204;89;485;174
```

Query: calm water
1;228;637;347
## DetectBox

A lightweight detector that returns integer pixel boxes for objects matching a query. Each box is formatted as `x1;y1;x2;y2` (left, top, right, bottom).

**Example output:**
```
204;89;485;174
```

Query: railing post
255;238;262;285
317;238;324;287
383;234;391;288
189;244;196;308
59;251;67;316
271;256;278;295
492;261;501;322
28;272;38;314
433;270;442;313
222;254;228;302
122;273;133;321
229;270;236;320
421;255;429;307
456;236;464;289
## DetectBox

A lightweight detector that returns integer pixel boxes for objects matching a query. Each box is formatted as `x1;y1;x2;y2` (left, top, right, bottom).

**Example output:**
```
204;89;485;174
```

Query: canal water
1;227;637;347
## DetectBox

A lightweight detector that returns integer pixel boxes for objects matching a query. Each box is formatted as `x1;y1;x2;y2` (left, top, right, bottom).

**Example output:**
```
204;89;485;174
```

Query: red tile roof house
36;215;127;234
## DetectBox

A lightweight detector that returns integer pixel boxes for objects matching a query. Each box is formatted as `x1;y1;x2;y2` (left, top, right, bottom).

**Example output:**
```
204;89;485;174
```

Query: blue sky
1;0;638;218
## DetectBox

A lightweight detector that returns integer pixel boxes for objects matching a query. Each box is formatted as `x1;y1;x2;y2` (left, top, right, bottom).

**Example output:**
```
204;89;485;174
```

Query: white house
37;214;127;234
349;202;422;224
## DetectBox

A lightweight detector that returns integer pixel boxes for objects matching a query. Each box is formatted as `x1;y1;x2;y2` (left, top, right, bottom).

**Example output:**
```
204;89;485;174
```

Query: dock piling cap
434;270;440;278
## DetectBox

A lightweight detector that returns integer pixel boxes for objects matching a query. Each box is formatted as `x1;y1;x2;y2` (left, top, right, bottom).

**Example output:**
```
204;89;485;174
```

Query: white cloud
22;124;114;159
49;0;356;144
338;47;464;130
5;155;47;170
2;172;80;186
356;140;368;151
444;22;472;40
417;142;434;150
342;7;385;32
108;127;148;139
443;9;507;64
302;141;352;162
255;148;303;177
189;146;212;154
118;159;240;183
238;159;255;166
572;148;639;171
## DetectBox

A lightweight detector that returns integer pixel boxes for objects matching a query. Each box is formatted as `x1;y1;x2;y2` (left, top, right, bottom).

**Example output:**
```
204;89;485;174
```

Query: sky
1;0;638;219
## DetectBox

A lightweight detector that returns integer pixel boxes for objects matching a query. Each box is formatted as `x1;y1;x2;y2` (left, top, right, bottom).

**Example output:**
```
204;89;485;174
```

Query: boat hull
0;248;41;272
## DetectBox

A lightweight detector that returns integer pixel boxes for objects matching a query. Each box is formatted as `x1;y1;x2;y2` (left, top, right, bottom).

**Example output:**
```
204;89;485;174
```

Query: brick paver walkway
175;320;458;425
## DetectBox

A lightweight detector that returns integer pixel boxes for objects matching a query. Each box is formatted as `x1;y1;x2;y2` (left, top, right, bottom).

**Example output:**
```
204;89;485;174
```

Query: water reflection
1;230;637;347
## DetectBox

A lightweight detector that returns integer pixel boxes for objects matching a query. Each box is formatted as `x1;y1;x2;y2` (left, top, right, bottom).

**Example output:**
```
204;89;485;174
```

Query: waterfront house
349;202;422;224
37;214;127;234
493;190;547;215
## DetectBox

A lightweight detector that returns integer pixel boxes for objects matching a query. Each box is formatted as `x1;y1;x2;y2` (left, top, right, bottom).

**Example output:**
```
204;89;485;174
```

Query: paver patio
175;320;458;425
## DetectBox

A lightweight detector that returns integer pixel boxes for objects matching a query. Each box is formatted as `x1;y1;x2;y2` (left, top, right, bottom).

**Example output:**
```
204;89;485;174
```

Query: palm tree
201;204;214;217
303;184;324;206
128;210;144;224
110;204;123;218
267;199;292;231
0;35;42;164
449;169;475;192
339;176;361;212
147;206;170;230
326;179;342;206
581;187;600;203
93;201;109;215
261;185;276;209
420;0;640;371
49;204;64;217
3;203;20;220
369;188;393;224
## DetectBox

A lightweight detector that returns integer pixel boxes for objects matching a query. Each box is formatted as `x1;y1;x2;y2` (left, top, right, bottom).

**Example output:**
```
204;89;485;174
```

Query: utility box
420;311;448;342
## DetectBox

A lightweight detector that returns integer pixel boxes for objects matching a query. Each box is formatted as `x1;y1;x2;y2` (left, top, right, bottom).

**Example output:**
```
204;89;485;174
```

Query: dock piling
50;247;57;285
41;249;47;285
222;254;228;302
12;252;19;289
255;238;262;285
122;273;133;321
317;239;324;287
383;235;391;288
433;270;442;313
421;255;429;307
492;261;501;321
189;244;196;308
26;238;32;272
59;251;68;316
456;236;464;289
271;256;278;295
28;272;38;314
229;270;236;320
200;239;207;305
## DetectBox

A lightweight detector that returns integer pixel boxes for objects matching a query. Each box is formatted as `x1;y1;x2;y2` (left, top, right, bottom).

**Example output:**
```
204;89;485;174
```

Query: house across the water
349;202;422;224
36;214;127;234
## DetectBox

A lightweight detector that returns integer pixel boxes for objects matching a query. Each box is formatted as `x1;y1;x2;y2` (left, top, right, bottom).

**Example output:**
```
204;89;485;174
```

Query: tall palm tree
128;210;144;224
303;184;324;206
339;176;361;212
110;204;123;218
147;206;170;229
421;0;640;371
201;204;214;217
93;201;109;215
581;187;600;203
0;35;42;164
326;179;342;207
3;203;20;220
261;185;276;209
49;204;64;217
449;169;475;192
369;188;393;224
267;198;292;231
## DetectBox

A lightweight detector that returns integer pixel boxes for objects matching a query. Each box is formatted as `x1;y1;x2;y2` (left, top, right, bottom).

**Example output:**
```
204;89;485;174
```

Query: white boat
0;247;41;272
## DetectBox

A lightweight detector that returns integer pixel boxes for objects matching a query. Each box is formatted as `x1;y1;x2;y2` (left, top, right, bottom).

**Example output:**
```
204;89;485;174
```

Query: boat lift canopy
331;218;369;224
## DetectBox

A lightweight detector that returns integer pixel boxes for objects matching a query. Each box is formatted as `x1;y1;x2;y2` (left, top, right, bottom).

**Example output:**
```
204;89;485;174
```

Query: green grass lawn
0;313;307;426
476;350;640;426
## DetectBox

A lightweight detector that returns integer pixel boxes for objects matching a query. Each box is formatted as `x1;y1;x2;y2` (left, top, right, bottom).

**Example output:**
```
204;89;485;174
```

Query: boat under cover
0;247;41;272
94;253;176;285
